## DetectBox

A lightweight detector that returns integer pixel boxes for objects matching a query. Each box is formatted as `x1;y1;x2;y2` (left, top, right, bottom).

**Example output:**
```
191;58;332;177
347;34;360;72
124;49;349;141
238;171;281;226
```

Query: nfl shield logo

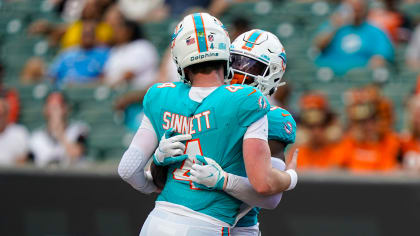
208;34;214;42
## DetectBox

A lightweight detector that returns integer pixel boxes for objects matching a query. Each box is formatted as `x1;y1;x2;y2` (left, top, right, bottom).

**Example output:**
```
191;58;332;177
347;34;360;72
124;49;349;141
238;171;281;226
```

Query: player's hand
190;155;227;191
286;148;298;171
153;128;192;166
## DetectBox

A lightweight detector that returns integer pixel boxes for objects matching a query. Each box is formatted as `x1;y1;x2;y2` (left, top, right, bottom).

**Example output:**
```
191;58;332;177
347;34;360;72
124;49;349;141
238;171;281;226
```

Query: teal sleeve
236;88;271;127
142;86;154;120
267;108;296;144
142;84;161;138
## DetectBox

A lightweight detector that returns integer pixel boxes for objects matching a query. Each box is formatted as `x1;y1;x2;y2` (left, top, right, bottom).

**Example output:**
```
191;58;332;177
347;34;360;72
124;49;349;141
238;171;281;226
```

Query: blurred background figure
29;92;89;167
29;0;113;49
103;18;158;89
106;17;159;133
290;92;342;170
401;94;420;171
229;16;251;40
368;0;412;44
314;0;394;75
117;0;167;22
59;0;113;49
406;23;420;71
20;57;47;85
337;86;400;172
0;97;29;166
48;20;110;88
0;61;19;124
269;84;293;112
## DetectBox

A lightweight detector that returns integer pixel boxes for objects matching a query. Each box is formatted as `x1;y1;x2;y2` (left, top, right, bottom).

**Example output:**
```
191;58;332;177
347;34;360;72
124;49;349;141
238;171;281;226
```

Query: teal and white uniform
234;105;296;231
142;82;270;227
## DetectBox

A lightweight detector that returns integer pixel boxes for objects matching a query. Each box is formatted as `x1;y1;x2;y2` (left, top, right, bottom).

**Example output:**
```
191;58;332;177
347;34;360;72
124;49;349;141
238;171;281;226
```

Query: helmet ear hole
269;87;276;96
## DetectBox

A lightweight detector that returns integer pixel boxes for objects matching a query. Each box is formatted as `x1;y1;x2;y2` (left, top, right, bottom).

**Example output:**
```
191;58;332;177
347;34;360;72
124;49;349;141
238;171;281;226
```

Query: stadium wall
1;168;419;236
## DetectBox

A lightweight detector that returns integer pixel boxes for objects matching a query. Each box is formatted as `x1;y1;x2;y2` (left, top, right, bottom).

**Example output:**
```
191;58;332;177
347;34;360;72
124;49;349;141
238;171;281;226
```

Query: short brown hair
185;60;225;75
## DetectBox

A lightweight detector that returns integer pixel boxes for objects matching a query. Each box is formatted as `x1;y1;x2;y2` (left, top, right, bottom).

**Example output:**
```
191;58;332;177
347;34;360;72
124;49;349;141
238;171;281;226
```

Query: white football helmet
171;12;232;85
230;29;287;96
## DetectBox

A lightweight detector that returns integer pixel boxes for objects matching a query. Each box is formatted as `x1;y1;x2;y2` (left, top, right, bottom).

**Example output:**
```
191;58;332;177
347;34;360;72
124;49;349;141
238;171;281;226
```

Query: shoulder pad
268;106;296;144
232;85;270;127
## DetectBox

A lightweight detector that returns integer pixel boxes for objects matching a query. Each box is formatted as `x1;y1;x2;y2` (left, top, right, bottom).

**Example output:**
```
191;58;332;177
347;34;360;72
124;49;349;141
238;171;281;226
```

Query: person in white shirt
29;92;89;167
106;18;161;132
0;97;29;166
103;18;159;89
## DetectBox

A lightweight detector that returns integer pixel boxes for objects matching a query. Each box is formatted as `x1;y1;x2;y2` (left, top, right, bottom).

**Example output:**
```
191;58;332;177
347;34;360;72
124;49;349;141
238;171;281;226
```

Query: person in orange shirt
368;0;412;43
400;95;420;171
0;61;19;124
337;87;401;172
289;92;342;170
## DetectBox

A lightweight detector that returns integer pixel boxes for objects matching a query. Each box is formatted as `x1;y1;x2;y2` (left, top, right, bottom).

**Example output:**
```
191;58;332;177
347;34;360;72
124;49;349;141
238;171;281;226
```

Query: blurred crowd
0;0;420;173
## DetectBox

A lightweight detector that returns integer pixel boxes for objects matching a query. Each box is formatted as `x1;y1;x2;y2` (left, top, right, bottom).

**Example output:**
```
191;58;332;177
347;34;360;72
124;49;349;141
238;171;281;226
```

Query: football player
190;29;297;236
118;13;297;235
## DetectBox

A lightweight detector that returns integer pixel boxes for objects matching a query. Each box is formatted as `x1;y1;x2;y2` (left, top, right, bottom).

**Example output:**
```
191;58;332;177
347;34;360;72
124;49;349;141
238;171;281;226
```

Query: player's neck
190;73;224;87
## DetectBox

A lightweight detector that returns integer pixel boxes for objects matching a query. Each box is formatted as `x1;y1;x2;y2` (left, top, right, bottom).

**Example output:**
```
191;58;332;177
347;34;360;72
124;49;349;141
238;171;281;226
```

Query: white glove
153;128;192;166
190;155;226;190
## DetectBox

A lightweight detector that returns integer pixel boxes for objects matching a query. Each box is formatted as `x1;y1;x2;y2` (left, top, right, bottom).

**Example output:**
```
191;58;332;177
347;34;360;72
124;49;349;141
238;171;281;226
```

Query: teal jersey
236;105;296;227
142;82;270;226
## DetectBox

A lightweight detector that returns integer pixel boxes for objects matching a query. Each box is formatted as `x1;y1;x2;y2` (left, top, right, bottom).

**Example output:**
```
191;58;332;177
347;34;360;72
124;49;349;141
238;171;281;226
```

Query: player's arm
118;115;159;194
118;115;191;193
191;155;286;209
224;141;289;208
191;140;297;207
226;157;289;209
243;117;297;196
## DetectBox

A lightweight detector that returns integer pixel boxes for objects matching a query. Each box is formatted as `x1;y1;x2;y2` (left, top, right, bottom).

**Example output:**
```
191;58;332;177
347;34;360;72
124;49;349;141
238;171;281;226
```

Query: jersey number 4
172;139;204;190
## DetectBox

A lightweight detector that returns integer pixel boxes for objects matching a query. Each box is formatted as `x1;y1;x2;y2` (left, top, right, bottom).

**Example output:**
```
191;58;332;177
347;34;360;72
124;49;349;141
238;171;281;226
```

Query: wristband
285;169;298;191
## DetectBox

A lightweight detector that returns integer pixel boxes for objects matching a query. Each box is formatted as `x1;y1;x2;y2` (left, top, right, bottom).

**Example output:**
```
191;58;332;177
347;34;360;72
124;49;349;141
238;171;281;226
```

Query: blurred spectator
20;57;46;84
0;61;20;123
417;75;420;94
154;48;180;84
229;16;251;41
49;20;110;88
165;0;227;18
103;17;159;132
400;95;420;171
269;84;292;112
54;0;114;23
0;97;29;166
103;3;124;30
289;92;342;170
29;0;113;49
314;0;394;75
118;0;167;22
122;0;243;22
103;19;158;88
336;86;400;172
29;92;89;167
368;0;412;43
406;24;420;71
60;0;113;49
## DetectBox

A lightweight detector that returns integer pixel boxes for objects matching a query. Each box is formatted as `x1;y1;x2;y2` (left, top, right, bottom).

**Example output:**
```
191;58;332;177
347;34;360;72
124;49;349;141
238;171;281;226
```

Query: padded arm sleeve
118;125;158;194
225;157;286;209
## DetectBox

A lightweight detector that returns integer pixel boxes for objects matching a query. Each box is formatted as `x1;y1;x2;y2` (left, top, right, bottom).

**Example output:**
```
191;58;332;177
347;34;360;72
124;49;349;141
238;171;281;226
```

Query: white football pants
230;224;261;236
139;207;232;236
